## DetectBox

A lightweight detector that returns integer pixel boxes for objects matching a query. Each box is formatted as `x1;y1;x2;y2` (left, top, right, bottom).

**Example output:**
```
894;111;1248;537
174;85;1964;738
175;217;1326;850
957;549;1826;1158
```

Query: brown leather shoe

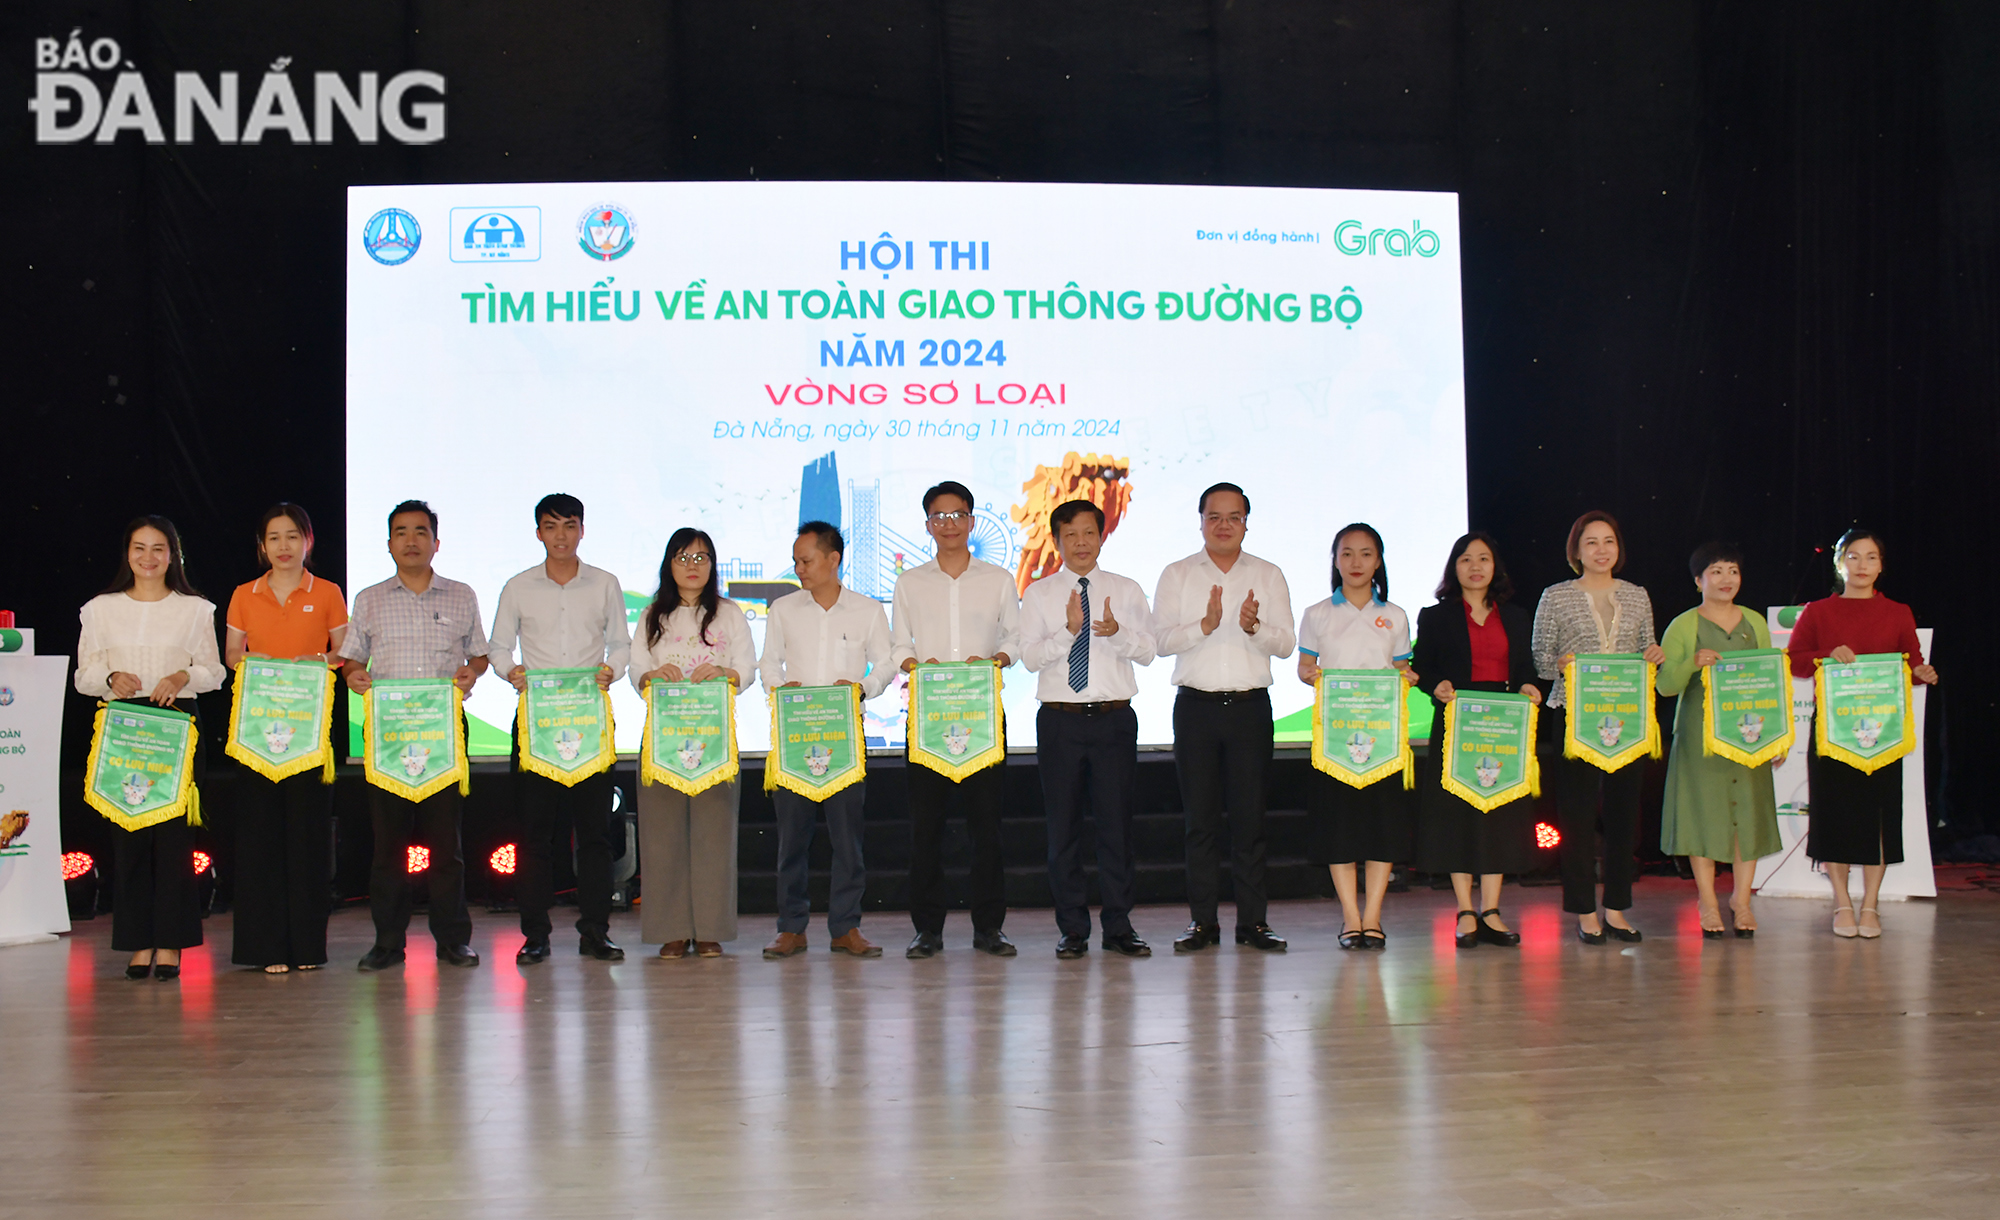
762;932;809;959
657;940;688;960
694;941;723;958
828;929;882;958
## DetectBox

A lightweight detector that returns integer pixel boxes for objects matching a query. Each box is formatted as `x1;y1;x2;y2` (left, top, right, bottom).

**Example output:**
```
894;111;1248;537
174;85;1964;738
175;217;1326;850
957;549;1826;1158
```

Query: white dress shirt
487;560;632;679
758;587;894;698
890;556;1021;669
629;600;758;693
1298;595;1412;670
74;591;226;698
1018;564;1156;703
1153;549;1296;690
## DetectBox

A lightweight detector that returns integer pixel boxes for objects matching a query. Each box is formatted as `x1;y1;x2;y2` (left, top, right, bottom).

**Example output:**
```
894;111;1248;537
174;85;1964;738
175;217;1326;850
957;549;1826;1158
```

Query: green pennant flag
362;678;468;802
517;667;616;786
1561;653;1661;772
766;684;866;800
1309;669;1413;789
1814;652;1914;774
906;662;1005;781
225;658;335;784
1700;648;1795;768
84;702;200;830
642;678;739;796
1440;691;1540;812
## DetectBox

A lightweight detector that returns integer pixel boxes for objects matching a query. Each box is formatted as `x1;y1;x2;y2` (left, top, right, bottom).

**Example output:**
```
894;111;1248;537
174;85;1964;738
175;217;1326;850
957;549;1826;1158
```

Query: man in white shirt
891;481;1022;960
758;522;894;959
1152;482;1296;953
1019;499;1157;959
487;493;633;966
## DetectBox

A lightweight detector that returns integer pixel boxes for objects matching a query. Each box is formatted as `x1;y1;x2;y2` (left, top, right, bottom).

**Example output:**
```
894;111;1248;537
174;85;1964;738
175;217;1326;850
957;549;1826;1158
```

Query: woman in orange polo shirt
224;504;348;973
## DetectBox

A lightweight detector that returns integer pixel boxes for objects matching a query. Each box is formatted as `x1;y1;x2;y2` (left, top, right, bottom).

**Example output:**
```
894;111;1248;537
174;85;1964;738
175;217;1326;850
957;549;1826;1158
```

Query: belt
1043;700;1130;715
1176;686;1269;705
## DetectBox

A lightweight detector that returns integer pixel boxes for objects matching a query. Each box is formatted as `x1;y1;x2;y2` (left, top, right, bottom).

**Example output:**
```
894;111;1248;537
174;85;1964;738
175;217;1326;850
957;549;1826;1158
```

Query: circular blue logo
363;208;422;266
0;687;14;707
577;203;636;261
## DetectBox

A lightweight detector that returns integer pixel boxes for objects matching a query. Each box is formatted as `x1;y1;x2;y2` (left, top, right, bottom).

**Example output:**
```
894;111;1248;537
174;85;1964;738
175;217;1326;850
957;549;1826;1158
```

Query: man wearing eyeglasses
1152;482;1296;953
891;482;1022;959
487;493;632;966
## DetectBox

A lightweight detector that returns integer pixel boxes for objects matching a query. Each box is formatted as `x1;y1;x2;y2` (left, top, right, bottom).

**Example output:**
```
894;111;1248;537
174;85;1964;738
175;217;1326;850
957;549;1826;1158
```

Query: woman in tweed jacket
1531;511;1665;945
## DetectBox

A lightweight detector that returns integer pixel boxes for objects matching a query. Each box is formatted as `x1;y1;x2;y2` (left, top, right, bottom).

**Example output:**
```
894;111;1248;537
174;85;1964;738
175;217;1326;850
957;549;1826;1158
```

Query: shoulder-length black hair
645;527;721;648
254;502;316;570
1433;531;1514;607
1329;523;1389;603
100;515;203;599
1831;526;1885;595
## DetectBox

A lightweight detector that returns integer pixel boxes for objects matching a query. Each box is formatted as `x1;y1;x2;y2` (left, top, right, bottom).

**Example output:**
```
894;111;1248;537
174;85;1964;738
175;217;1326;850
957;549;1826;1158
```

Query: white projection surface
345;181;1467;754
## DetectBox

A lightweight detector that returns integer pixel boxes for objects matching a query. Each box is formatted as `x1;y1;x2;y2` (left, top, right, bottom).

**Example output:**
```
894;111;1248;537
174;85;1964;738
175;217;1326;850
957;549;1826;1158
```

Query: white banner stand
1753;619;1934;901
0;629;73;945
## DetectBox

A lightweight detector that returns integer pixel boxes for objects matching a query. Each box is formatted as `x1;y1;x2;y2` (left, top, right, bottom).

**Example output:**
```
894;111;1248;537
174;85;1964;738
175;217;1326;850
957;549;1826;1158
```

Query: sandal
1832;905;1859;939
1697;901;1725;940
1730;896;1756;939
263;964;291;974
1857;906;1882;939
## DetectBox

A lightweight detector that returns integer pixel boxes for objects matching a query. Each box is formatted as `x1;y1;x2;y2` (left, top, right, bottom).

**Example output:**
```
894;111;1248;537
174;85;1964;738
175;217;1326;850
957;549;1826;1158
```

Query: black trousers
907;758;1007;935
367;786;472;951
1173;688;1273;930
1552;735;1645;914
516;767;616;942
231;769;333;967
1038;704;1140;939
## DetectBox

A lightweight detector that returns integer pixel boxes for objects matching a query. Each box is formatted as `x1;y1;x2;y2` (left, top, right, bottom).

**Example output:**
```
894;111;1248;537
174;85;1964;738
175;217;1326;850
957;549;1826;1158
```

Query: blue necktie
1068;577;1090;693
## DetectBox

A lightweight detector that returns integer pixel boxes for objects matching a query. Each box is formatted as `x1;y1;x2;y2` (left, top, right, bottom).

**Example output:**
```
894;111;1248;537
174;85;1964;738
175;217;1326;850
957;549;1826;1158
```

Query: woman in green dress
1657;541;1782;938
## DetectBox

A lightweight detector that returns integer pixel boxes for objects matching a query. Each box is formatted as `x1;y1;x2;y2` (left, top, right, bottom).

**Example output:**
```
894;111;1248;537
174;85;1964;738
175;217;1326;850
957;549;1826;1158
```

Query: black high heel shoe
1476;909;1520;946
154;953;181;981
1454;911;1479;949
125;952;154;981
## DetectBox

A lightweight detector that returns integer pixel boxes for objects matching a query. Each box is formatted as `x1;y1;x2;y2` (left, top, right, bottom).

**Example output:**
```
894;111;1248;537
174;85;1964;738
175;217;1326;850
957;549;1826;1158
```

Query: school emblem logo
577;202;635;261
362;208;422;266
0;686;14;706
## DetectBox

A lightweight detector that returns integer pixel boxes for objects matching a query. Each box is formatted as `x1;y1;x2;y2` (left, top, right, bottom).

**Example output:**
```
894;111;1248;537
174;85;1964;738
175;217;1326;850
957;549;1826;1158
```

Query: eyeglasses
1203;513;1247;528
927;511;971;524
673;553;712;567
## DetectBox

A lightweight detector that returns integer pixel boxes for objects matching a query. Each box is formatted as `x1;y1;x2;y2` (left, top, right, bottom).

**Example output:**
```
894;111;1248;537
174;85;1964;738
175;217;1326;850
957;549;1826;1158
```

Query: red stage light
406;844;431;874
489;843;518;875
61;851;95;881
1535;821;1561;849
192;850;213;874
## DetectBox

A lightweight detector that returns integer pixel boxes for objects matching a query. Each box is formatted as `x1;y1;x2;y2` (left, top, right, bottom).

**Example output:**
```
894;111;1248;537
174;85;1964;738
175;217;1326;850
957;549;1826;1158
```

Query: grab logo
1333;220;1442;258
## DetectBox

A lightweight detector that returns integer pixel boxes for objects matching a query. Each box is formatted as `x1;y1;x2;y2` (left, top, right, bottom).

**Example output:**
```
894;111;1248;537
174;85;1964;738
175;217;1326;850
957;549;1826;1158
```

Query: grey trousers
635;778;740;944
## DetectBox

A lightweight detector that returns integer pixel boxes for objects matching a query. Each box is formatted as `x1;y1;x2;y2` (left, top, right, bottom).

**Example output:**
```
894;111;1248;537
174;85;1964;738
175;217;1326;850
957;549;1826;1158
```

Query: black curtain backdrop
7;2;1997;839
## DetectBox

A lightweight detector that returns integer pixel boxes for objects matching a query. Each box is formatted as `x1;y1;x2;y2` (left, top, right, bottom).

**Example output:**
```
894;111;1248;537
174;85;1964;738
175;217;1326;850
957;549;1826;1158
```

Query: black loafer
1577;925;1607;945
1476;910;1521;946
357;945;406;972
1173;922;1222;953
1102;931;1151;957
1055;934;1090;960
516;940;551;965
972;929;1017;957
1606;923;1642;943
437;944;481;968
906;930;944;959
579;934;625;961
1234;924;1287;952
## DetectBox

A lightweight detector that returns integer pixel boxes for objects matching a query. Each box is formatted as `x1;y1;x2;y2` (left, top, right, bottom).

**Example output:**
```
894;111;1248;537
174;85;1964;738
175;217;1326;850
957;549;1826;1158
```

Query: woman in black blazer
1411;532;1544;948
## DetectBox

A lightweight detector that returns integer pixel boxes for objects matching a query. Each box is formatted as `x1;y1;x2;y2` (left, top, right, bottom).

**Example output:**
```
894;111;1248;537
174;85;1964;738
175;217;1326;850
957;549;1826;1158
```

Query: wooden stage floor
4;881;1997;1219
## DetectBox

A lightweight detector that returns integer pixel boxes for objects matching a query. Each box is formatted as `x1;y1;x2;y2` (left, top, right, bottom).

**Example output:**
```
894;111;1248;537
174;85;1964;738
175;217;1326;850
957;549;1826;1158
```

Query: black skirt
1805;726;1905;866
107;697;206;952
1307;771;1414;865
1412;682;1540;877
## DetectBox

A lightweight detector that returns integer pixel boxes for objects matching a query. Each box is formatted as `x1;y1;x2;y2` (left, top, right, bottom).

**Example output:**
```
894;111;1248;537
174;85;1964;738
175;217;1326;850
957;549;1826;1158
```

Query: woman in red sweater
1787;528;1939;938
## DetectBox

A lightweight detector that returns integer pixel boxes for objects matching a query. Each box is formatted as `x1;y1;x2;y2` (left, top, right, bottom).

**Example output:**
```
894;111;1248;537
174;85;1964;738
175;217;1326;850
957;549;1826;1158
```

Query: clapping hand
1093;599;1120;637
1238;589;1260;635
1200;585;1224;635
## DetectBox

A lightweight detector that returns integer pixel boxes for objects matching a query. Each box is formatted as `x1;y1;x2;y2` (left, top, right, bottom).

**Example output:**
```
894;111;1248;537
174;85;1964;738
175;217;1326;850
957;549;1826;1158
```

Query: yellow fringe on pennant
360;682;470;802
83;701;201;832
1307;670;1413;790
223;659;337;785
905;663;1007;782
1560;657;1660;773
1813;655;1917;775
514;676;617;787
1699;649;1795;768
1438;692;1539;813
765;683;867;800
639;679;740;796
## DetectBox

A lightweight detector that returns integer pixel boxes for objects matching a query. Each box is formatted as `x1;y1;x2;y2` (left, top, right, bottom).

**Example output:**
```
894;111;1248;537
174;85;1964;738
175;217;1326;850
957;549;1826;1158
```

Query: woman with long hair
1657;542;1781;938
1531;510;1664;945
75;516;226;980
1411;533;1543;948
223;504;348;973
1295;524;1415;950
1787;528;1937;938
629;528;756;958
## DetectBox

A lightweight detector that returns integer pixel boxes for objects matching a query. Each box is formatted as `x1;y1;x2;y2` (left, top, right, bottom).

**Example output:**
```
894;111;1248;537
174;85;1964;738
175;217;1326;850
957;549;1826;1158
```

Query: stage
6;882;1997;1218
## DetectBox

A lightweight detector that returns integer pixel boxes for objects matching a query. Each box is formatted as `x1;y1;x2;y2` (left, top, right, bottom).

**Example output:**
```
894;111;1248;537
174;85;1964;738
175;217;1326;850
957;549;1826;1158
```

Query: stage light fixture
192;850;213;874
61;851;95;881
406;844;431;874
1535;822;1561;849
489;843;518;875
61;850;100;920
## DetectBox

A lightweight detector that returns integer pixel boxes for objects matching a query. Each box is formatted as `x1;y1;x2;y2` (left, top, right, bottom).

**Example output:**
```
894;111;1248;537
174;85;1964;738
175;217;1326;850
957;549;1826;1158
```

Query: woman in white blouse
629;528;756;959
74;516;226;980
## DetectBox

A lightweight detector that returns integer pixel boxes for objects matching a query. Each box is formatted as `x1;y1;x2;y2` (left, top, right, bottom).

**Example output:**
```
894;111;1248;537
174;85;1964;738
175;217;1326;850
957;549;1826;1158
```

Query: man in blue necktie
1017;500;1158;959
